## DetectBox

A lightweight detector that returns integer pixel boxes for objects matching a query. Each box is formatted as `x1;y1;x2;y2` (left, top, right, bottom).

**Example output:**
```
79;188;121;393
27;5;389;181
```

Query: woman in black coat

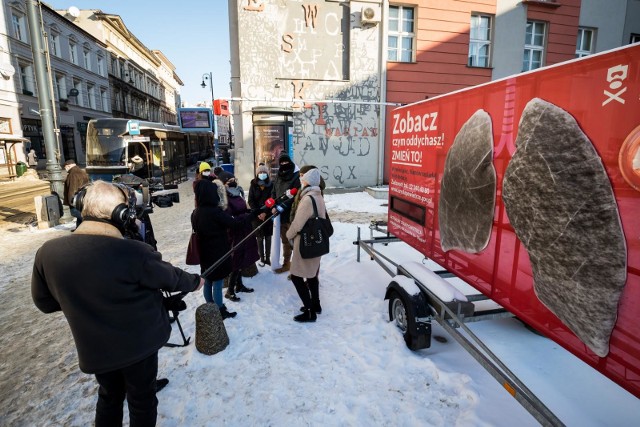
248;163;274;265
193;179;251;319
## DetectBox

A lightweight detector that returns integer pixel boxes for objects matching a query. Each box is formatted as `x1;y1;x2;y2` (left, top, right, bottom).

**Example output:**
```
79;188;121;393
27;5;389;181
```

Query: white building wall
0;2;26;165
232;0;384;188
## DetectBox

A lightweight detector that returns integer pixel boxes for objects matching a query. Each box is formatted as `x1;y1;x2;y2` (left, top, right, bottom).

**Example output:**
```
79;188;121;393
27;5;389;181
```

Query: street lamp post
201;73;217;139
201;72;218;165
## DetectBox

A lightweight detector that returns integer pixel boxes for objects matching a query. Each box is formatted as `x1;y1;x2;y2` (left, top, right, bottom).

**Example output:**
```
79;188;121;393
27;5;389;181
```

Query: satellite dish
68;6;80;18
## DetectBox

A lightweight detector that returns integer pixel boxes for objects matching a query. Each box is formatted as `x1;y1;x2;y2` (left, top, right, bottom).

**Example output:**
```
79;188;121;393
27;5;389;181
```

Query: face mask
258;173;268;180
227;182;238;188
202;171;211;176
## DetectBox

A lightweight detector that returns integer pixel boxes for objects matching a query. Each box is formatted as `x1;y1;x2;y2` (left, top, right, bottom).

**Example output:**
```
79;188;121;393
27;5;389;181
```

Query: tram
85;118;189;186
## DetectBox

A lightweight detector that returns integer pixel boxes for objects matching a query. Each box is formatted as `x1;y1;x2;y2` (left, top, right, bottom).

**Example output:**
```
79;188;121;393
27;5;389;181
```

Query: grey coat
286;186;326;278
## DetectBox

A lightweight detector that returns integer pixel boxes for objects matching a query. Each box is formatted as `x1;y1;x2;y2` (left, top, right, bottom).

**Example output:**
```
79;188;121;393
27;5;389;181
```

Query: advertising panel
388;44;640;397
178;108;213;132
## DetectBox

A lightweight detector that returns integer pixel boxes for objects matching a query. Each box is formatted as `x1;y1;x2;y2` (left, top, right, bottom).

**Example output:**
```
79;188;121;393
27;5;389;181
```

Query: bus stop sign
127;120;140;136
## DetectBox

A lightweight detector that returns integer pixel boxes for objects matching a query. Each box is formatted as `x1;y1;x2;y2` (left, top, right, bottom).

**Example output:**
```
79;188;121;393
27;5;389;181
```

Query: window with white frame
469;14;492;67
630;34;640;44
100;88;109;112
69;42;78;65
11;12;28;42
19;63;35;95
83;50;91;70
87;84;96;109
97;55;105;76
576;27;595;58
55;73;67;99
50;33;61;57
114;88;122;111
72;80;83;106
388;5;415;62
523;21;546;72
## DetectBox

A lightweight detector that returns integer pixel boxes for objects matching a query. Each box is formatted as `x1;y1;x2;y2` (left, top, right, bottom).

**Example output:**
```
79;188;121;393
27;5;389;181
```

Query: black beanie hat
278;152;292;164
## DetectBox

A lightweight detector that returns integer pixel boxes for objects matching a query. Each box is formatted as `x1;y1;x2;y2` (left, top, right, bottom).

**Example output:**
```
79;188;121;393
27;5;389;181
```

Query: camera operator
31;180;204;427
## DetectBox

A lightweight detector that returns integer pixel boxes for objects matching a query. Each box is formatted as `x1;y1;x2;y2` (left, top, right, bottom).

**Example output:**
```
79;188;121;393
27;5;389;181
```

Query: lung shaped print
502;98;626;357
439;109;496;253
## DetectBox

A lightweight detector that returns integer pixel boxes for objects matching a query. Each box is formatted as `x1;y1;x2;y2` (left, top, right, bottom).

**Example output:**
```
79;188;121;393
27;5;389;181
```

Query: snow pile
0;180;638;426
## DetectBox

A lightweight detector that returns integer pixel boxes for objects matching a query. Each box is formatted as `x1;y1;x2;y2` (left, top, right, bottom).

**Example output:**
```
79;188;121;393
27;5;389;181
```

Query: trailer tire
388;290;430;351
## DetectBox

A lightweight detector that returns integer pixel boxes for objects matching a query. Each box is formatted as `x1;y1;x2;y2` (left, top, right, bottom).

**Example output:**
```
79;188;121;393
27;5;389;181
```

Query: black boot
308;277;322;314
224;292;241;302
235;274;254;293
258;237;265;265
225;271;240;301
294;308;317;323
300;303;322;314
219;304;237;319
264;236;271;265
155;378;169;393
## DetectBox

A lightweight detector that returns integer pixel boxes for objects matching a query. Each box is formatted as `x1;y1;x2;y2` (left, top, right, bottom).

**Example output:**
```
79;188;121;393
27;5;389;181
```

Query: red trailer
382;43;640;403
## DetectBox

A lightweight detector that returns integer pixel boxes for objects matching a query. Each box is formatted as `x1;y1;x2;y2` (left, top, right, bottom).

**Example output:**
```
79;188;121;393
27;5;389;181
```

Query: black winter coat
31;222;200;374
271;169;300;224
193;179;249;280
248;178;273;237
226;191;260;270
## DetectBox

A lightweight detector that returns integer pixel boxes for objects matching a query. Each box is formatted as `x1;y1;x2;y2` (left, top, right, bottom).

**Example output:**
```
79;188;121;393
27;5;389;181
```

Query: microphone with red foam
264;187;298;214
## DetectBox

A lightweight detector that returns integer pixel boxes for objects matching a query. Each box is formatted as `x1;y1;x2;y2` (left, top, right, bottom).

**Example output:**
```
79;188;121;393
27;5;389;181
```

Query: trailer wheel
388;291;414;348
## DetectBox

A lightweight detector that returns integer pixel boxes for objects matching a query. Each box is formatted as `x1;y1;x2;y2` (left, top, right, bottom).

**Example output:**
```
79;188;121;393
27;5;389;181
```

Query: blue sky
45;0;232;105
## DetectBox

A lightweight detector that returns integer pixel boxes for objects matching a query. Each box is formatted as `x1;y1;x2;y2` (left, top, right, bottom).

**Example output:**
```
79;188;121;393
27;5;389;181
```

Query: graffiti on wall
238;1;383;187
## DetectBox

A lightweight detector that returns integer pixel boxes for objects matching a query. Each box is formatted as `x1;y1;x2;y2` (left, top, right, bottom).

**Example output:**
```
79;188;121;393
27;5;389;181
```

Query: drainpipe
377;0;389;186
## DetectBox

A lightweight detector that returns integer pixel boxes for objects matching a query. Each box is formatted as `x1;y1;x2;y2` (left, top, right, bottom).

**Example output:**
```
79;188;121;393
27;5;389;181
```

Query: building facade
230;0;640;187
0;1;26;173
3;1;112;169
58;9;183;125
230;0;387;188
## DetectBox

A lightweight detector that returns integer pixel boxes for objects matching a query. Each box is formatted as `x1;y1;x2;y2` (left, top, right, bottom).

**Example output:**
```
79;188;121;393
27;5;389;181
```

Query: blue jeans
203;278;224;307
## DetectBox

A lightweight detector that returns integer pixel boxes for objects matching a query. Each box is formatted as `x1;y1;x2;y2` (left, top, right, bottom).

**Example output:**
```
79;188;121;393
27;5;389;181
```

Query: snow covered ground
0;179;638;426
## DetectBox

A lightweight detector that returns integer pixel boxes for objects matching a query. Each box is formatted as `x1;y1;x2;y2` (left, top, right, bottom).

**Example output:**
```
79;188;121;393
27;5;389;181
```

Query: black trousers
94;351;159;427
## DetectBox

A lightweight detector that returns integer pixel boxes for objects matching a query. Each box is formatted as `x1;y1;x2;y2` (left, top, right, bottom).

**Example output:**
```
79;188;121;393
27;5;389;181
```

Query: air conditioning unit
361;5;381;25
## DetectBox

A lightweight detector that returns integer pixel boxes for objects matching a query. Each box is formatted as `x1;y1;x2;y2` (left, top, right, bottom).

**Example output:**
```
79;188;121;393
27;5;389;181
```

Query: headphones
72;182;138;228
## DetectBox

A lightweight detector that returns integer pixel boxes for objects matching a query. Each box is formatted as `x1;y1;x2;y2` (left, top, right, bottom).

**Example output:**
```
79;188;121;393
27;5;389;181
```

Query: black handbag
299;196;332;259
186;209;200;265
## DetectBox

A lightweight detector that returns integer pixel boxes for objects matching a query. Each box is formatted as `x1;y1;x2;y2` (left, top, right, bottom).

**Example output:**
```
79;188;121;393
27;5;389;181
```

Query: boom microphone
200;193;293;279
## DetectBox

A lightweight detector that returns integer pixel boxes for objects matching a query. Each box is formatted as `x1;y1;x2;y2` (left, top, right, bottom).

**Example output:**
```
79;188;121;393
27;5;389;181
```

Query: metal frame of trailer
355;221;564;427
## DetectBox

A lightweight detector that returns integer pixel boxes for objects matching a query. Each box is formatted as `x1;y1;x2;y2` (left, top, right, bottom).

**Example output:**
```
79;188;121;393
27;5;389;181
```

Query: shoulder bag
299;196;332;259
186;209;201;265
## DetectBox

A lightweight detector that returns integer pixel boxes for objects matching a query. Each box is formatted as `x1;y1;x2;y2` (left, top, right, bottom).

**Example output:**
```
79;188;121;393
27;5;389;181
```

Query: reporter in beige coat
285;168;326;322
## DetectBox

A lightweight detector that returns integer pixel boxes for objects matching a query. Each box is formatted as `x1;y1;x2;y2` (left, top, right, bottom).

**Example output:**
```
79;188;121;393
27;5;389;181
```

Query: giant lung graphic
439;109;496;253
503;98;627;357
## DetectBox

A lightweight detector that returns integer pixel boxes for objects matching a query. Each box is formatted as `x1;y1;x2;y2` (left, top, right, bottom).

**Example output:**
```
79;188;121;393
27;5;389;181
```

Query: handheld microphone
264;187;298;208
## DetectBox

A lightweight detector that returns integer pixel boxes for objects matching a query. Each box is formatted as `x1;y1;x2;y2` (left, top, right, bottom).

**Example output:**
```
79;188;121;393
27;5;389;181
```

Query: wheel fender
385;280;431;336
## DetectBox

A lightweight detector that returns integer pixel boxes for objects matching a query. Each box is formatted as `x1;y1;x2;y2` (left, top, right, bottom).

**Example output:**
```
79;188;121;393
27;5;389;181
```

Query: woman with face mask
248;164;274;266
285;168;327;322
220;172;260;301
193;161;214;207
